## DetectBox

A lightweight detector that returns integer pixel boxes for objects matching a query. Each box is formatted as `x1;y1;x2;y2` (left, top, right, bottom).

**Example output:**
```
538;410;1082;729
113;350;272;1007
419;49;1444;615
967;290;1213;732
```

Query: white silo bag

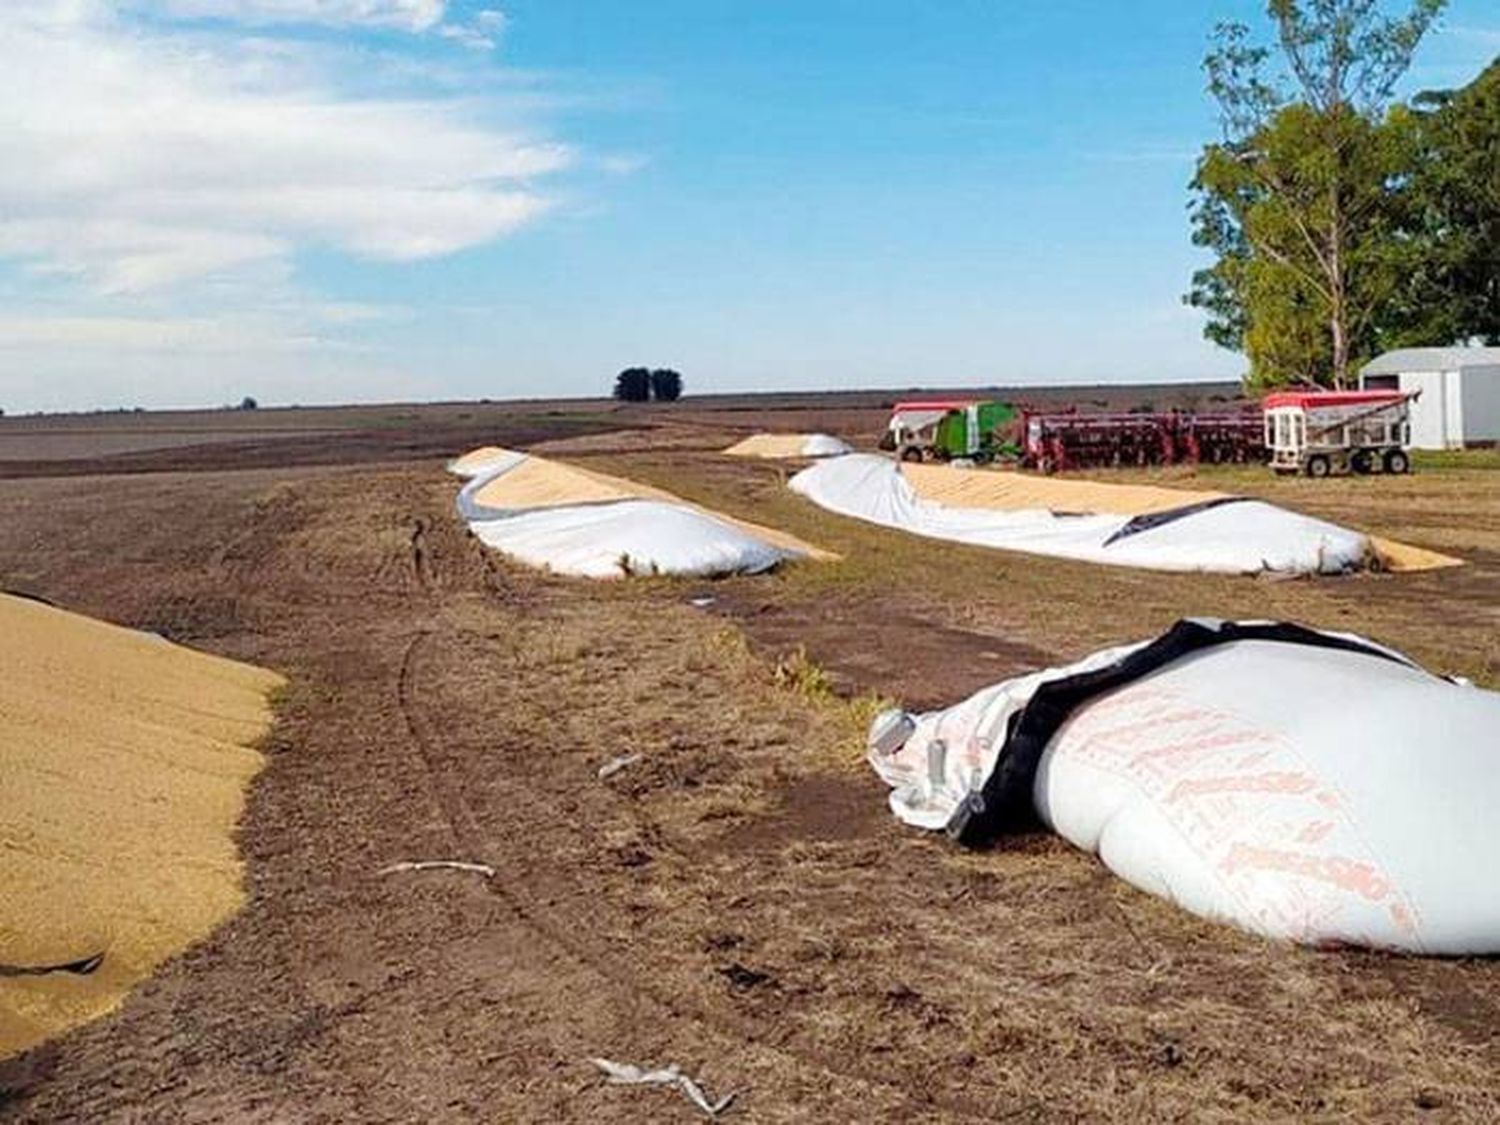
468;499;792;579
869;620;1500;954
790;454;1370;575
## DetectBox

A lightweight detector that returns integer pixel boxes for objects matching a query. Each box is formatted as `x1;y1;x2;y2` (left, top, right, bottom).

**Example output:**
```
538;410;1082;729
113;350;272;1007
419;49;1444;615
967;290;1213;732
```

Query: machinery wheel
1305;454;1332;478
1383;448;1410;475
1350;449;1375;475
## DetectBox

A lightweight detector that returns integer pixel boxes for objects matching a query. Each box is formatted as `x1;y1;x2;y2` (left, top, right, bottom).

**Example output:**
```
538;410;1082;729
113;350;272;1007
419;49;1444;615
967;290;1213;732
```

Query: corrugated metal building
1360;347;1500;449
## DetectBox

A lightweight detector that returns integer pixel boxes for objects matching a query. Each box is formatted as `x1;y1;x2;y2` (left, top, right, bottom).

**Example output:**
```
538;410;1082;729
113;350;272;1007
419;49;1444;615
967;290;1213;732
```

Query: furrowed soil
1;402;1497;1122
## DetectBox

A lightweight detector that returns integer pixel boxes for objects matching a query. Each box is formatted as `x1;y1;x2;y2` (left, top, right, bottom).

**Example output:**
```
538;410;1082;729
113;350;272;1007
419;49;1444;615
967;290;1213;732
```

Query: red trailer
1262;389;1413;476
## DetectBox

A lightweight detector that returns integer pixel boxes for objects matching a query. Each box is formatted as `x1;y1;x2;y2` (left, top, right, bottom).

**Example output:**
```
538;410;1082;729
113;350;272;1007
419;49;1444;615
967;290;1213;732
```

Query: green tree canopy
649;368;683;402
613;367;652;402
1385;59;1500;346
1186;0;1447;389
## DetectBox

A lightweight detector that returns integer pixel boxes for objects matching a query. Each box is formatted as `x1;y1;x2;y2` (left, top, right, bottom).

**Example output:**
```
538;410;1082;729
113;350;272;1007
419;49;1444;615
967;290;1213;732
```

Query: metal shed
1359;347;1500;449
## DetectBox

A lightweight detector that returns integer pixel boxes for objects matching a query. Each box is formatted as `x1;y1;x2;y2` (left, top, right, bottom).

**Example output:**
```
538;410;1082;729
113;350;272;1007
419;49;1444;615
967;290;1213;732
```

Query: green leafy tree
649;368;683;402
613;367;652;402
1385;60;1500;345
1187;0;1446;388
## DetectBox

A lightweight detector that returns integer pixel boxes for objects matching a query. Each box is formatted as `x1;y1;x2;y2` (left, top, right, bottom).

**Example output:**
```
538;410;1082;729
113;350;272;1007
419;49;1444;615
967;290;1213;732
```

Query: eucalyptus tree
1187;0;1446;388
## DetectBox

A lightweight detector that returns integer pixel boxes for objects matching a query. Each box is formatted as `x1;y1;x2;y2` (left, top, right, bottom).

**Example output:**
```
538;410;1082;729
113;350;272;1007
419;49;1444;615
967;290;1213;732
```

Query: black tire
1383;448;1410;475
1305;454;1332;478
1350;449;1374;475
899;445;925;463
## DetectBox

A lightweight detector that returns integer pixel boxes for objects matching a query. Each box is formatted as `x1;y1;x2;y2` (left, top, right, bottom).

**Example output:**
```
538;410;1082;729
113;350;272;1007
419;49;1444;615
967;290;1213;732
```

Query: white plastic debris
867;708;916;758
376;860;497;878
597;754;643;780
588;1057;737;1118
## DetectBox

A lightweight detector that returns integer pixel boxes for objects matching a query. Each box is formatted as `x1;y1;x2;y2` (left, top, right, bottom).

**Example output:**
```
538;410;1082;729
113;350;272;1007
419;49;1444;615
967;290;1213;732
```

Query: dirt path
2;462;1498;1121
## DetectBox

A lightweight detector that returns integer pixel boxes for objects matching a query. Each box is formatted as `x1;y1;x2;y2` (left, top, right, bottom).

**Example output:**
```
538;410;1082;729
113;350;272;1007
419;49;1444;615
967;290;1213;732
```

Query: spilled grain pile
0;594;282;1058
722;433;852;459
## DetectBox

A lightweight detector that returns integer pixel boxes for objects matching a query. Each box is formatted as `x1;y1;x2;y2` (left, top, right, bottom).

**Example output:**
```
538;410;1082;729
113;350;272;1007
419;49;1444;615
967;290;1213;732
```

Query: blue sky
0;1;1495;412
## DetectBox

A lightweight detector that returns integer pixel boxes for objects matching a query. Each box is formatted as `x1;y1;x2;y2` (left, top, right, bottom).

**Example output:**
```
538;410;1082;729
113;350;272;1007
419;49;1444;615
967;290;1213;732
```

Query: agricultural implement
1262;389;1414;476
1017;408;1265;473
881;400;1269;473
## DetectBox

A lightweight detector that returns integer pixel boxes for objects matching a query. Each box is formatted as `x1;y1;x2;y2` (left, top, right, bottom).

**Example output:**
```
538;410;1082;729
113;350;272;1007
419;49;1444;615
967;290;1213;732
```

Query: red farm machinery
1017;407;1266;473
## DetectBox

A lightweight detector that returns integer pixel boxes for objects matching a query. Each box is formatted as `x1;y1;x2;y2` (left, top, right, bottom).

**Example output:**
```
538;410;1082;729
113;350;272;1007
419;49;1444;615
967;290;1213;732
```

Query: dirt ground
1;401;1497;1122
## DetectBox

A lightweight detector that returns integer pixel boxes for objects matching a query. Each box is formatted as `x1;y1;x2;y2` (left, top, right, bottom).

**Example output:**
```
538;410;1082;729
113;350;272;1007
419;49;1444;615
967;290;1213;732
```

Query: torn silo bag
868;620;1500;954
789;454;1371;575
449;447;834;579
468;500;791;579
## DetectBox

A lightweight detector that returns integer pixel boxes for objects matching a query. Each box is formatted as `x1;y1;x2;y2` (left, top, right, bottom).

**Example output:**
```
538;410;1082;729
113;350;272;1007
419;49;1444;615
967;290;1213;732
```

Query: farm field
2;397;1498;1121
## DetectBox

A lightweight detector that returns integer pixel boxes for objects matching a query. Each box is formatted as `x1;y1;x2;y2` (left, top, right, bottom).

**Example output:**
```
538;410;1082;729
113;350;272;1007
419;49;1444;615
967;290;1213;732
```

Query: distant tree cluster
1186;0;1498;390
613;367;684;403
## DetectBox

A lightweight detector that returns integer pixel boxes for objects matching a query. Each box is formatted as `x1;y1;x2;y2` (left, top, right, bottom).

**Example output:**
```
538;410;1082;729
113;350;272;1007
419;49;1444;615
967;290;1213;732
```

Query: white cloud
0;3;650;412
437;7;505;50
0;313;341;353
437;23;495;51
598;153;649;176
151;1;448;32
0;3;565;293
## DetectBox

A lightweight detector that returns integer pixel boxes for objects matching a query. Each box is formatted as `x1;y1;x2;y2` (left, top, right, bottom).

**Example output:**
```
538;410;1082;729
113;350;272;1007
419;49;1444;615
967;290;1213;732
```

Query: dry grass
579;448;1500;690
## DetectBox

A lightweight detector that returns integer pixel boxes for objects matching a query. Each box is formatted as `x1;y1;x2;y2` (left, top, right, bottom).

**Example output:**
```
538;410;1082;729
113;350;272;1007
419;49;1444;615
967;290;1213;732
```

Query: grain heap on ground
0;594;282;1058
723;433;853;459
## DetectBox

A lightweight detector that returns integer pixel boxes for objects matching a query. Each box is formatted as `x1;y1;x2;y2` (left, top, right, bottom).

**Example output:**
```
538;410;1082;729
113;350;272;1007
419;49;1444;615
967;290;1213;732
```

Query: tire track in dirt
392;611;1020;1121
409;518;434;593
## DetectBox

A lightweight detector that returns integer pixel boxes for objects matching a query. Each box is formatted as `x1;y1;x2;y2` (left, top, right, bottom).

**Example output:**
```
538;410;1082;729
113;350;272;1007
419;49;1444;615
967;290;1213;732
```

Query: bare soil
1;402;1497;1122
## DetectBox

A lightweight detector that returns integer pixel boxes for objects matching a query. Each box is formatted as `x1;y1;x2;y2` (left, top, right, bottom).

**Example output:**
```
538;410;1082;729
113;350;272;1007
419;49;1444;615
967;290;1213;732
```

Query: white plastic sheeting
469;499;789;578
870;623;1500;953
789;454;1370;575
802;433;854;457
453;451;811;579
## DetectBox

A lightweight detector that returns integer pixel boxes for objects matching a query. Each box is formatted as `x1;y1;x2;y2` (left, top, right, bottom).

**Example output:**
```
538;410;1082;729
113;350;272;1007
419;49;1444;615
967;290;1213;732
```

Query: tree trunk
1330;292;1349;390
1328;184;1349;390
